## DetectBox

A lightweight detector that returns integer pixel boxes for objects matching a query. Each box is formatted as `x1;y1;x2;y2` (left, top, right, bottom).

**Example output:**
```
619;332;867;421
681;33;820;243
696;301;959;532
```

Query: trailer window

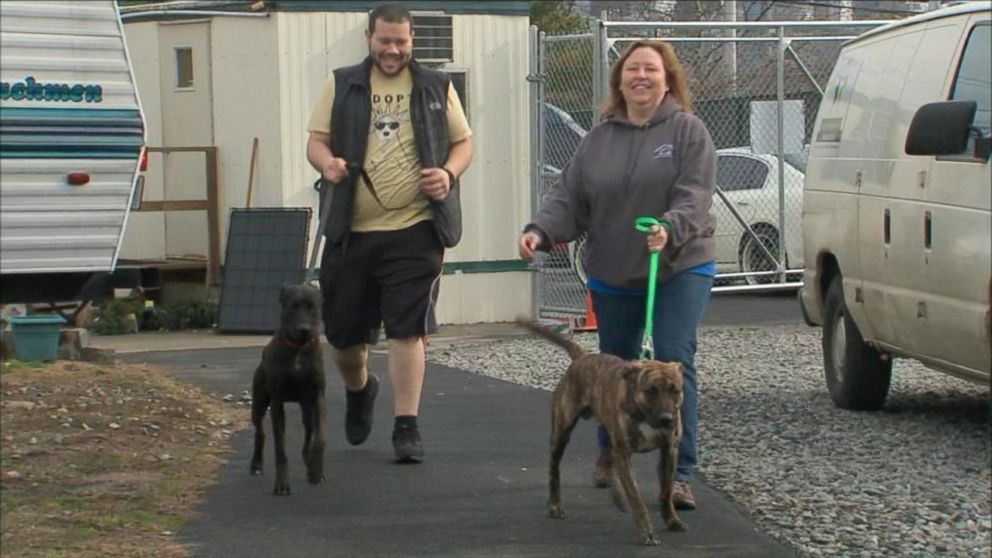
176;47;194;89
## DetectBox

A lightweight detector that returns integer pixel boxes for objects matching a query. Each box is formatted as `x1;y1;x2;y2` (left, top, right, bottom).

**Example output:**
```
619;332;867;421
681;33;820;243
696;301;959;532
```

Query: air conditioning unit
413;12;453;63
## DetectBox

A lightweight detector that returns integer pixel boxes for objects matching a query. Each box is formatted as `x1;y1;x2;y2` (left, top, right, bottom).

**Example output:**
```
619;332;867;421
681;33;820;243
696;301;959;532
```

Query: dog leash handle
634;217;662;359
306;163;362;285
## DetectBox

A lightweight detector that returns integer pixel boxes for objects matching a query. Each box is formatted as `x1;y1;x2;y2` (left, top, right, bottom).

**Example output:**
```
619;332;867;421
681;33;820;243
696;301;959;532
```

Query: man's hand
321;157;348;184
518;231;542;262
418;167;451;201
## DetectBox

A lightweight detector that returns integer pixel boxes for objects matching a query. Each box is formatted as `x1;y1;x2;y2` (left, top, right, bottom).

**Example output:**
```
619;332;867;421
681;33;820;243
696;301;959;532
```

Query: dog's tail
514;317;586;361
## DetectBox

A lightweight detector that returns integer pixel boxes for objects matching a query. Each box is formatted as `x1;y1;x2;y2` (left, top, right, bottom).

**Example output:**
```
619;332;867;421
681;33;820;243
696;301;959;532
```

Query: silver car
713;147;806;285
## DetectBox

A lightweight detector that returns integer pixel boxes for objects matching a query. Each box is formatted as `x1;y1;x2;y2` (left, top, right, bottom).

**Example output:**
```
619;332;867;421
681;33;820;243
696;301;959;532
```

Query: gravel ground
427;324;991;558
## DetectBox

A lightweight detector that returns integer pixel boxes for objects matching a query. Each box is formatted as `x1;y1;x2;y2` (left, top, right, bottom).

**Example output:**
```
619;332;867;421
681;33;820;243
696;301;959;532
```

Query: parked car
543;102;587;170
712;148;806;285
799;2;991;410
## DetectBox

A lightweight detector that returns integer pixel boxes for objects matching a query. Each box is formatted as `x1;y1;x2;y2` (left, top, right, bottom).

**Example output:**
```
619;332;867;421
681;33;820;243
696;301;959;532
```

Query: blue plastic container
9;315;66;362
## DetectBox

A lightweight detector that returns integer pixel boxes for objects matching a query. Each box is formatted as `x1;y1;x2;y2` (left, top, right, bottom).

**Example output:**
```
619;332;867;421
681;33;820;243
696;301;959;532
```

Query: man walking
305;3;473;463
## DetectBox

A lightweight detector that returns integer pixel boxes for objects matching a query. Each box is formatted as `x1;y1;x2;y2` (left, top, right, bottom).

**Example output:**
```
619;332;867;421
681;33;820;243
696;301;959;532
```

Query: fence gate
529;19;885;323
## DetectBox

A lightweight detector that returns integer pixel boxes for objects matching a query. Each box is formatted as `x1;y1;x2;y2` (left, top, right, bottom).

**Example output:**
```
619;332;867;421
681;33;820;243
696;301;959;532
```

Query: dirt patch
1;360;247;558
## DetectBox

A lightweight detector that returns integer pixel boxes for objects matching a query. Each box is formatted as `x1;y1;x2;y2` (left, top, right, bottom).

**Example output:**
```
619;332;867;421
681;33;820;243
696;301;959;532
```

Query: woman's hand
647;225;668;253
518;231;542;262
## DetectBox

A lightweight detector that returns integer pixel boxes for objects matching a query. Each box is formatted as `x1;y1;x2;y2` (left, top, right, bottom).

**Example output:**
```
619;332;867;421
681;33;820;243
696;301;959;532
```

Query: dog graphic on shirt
368;102;418;192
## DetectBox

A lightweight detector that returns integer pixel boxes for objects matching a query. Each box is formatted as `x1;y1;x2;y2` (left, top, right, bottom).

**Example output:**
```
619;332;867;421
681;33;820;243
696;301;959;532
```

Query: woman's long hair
600;40;693;120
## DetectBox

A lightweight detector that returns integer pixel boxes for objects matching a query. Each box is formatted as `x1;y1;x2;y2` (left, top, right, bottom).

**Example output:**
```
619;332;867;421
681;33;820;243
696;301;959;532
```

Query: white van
0;0;146;304
800;1;991;410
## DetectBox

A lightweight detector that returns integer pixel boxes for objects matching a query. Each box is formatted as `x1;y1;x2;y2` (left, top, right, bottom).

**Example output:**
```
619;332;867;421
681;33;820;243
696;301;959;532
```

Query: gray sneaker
392;422;425;464
344;374;379;446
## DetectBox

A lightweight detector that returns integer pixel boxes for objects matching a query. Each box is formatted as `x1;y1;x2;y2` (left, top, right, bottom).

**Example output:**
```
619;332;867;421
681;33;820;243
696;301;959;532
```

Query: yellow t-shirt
307;66;472;232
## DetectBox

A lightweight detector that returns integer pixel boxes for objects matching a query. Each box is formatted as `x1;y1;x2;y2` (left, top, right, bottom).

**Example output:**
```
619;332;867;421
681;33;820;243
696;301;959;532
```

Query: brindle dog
250;284;326;495
516;318;687;546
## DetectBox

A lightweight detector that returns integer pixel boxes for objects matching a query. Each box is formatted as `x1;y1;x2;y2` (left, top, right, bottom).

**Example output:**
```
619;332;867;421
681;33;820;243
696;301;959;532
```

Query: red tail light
139;147;148;172
67;173;90;186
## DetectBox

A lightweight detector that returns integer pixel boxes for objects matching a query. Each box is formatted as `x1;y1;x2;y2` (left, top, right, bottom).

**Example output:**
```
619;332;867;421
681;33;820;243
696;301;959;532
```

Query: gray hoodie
526;95;716;290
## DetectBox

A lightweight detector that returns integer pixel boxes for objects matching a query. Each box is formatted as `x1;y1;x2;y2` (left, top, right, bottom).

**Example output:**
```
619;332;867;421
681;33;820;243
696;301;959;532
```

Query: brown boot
671;480;696;510
592;450;611;488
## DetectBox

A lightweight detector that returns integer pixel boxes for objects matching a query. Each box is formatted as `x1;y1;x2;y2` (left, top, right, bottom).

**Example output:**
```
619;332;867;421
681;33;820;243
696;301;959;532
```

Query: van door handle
924;211;932;249
884;209;890;245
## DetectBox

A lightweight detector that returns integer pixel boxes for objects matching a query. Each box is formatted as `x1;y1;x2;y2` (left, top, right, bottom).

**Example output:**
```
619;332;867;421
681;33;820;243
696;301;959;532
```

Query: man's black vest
318;57;462;248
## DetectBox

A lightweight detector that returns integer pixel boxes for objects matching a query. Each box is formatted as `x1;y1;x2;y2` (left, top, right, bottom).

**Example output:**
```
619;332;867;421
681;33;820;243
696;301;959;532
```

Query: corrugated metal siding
0;1;141;109
438;15;533;323
0;158;138;273
0;0;144;274
0;1;122;38
277;11;367;221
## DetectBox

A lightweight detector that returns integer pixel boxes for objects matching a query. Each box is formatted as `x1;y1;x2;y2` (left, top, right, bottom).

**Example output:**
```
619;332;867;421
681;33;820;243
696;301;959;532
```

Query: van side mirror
905;101;990;160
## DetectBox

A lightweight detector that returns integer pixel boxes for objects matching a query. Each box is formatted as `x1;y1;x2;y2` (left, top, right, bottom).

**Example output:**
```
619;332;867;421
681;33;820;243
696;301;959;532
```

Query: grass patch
0;360;46;375
1;361;246;558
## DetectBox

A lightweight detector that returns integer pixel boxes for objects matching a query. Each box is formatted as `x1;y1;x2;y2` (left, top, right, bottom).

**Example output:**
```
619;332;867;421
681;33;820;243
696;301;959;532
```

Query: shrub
89;298;143;336
165;299;217;330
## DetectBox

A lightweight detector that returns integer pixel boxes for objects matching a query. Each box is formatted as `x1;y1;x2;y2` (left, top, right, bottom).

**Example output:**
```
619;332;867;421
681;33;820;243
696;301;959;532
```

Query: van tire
822;278;892;410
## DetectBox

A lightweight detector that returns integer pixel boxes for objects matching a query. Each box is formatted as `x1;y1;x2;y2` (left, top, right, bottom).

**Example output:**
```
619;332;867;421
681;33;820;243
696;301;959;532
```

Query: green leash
634;216;664;359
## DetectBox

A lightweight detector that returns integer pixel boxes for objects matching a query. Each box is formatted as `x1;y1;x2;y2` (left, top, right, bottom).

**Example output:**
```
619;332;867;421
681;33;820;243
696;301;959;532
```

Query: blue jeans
590;271;713;482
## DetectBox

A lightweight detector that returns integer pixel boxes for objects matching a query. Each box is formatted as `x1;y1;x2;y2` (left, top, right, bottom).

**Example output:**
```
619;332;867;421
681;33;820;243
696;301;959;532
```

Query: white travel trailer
800;1;991;410
0;0;146;304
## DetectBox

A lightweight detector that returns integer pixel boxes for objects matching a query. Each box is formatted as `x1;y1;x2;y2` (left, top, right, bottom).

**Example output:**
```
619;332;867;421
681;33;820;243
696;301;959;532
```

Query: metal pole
527;25;543;319
776;27;787;283
602;19;888;29
592;18;607;115
723;0;737;96
785;44;824;97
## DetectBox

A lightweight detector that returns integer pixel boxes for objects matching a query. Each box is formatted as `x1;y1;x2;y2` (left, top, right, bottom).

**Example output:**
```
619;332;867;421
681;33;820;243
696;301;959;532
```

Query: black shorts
319;220;443;349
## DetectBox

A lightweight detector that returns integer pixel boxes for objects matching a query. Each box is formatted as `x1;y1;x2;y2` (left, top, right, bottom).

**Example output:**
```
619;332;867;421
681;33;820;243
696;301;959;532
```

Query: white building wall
210;16;282;239
120;20;165;261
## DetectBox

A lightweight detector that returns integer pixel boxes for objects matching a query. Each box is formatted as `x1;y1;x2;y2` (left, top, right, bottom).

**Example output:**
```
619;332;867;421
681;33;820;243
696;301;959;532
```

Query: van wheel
740;227;780;285
822;278;892;410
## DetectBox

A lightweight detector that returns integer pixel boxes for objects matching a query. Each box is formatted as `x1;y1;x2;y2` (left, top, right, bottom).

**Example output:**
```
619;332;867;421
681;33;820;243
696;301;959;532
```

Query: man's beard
371;51;412;75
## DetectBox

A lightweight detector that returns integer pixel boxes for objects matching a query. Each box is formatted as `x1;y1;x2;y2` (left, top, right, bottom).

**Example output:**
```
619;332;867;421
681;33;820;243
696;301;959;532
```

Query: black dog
249;284;326;495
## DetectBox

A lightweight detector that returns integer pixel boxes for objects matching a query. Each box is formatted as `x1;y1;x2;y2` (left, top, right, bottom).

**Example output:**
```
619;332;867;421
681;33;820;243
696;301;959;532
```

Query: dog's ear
279;283;295;306
622;362;645;385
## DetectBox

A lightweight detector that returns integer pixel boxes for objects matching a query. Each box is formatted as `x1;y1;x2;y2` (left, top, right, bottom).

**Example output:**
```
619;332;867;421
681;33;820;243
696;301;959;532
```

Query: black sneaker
344;374;379;446
392;422;425;464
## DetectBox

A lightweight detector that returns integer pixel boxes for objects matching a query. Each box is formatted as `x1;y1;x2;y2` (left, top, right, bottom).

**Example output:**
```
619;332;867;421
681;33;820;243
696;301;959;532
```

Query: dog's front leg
657;444;686;531
303;395;326;484
271;401;291;495
612;450;659;546
249;370;268;476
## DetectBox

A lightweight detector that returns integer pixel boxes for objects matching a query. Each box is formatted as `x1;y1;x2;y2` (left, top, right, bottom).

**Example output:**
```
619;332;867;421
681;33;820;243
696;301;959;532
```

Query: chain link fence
530;20;886;323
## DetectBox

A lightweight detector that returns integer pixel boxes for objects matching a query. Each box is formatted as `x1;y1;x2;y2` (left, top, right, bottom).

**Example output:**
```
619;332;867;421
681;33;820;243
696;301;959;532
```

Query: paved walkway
111;333;796;558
